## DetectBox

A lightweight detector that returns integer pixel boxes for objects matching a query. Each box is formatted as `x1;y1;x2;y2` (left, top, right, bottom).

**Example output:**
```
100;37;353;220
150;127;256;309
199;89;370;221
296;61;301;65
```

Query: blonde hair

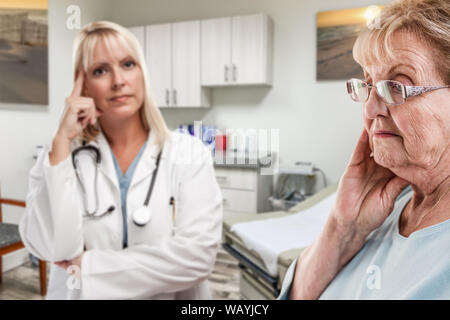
353;0;450;84
72;21;170;145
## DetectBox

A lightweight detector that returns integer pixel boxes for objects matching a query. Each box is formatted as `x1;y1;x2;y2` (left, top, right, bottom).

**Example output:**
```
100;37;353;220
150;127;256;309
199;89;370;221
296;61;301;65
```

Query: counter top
213;151;275;169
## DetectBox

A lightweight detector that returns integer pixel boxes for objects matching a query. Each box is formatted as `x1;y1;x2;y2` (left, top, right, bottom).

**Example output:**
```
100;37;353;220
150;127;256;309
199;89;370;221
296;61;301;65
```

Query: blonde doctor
19;21;223;299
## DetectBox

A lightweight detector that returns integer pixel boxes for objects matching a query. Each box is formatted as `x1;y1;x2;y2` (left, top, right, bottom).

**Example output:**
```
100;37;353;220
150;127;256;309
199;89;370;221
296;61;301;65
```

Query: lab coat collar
130;129;162;188
95;131;118;191
92;128;162;191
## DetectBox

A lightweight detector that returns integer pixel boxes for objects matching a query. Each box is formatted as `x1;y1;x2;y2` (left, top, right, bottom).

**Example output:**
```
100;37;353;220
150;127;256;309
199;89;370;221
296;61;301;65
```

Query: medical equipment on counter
269;189;306;211
177;123;216;152
279;161;315;175
269;162;329;211
215;134;227;152
280;162;327;191
71;141;163;226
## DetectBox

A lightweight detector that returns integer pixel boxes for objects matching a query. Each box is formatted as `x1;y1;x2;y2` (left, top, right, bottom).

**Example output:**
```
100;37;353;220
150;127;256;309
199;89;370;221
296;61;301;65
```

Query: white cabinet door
172;21;201;107
201;17;231;86
232;14;273;85
127;26;145;53
145;24;172;108
214;167;257;190
221;189;257;213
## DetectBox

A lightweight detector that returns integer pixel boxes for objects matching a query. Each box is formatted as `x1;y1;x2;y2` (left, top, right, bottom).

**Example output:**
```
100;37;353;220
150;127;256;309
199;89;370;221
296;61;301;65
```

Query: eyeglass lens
347;79;405;105
347;79;369;102
375;80;404;105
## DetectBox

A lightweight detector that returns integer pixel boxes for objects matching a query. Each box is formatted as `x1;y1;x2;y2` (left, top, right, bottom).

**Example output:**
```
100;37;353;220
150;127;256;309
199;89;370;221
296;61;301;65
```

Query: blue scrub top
318;191;450;299
278;187;450;299
111;141;147;248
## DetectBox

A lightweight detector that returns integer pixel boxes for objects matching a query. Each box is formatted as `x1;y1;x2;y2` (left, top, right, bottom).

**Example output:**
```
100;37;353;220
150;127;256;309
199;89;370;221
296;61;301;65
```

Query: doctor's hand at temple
50;71;103;166
59;71;102;141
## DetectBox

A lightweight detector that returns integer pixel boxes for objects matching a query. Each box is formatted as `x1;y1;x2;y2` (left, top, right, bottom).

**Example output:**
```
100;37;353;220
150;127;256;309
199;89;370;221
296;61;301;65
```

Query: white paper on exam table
230;192;337;276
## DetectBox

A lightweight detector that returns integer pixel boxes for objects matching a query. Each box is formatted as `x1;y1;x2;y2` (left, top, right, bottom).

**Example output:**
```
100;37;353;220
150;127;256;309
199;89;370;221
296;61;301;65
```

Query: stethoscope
71;141;163;226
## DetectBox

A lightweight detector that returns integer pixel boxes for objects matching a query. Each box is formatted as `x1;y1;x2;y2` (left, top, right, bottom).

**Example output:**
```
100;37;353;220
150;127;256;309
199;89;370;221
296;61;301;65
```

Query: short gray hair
353;0;450;84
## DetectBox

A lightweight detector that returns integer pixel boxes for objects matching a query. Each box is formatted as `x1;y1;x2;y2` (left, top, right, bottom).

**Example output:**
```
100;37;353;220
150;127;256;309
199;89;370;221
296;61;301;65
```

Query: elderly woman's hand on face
289;129;410;300
330;129;409;239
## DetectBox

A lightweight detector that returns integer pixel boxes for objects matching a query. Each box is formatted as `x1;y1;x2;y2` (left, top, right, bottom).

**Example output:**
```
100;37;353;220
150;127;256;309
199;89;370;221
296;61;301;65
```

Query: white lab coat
19;130;223;299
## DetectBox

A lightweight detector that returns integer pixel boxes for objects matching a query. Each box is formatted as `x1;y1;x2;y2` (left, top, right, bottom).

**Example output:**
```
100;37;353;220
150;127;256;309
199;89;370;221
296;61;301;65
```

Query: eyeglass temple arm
405;85;450;98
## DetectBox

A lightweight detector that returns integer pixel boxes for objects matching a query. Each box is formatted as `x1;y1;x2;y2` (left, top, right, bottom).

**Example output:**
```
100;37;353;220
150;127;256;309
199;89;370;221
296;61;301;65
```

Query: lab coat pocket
168;200;176;237
163;200;176;238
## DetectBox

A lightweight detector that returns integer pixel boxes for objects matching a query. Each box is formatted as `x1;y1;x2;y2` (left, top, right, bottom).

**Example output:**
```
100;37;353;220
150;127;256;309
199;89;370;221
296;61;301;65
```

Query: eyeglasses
346;78;450;106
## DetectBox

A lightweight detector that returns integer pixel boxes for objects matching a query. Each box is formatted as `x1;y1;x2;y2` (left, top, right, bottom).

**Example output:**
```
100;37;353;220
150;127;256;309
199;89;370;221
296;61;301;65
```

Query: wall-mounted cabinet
128;26;145;51
128;22;210;108
201;14;274;87
145;21;210;108
127;13;273;108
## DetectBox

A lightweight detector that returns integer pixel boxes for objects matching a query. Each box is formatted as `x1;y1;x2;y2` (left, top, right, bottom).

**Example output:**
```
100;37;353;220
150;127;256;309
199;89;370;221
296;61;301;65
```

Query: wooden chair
0;187;47;296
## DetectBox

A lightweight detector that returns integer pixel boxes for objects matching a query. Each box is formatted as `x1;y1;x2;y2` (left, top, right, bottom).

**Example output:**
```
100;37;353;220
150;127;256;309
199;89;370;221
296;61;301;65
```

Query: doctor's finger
95;109;103;118
80;114;91;128
95;106;103;117
89;105;98;125
76;107;90;121
54;261;68;269
72;99;94;115
77;107;90;122
71;70;85;97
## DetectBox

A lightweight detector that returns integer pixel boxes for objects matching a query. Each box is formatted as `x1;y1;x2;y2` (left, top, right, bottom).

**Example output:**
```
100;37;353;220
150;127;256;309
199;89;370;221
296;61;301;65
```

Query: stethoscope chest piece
72;140;163;225
132;206;151;226
131;149;163;227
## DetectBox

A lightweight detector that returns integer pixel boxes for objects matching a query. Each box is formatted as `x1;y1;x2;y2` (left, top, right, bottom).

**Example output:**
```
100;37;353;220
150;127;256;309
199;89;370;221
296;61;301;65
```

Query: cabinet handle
232;64;237;82
224;65;229;82
216;176;228;181
165;89;170;105
173;89;177;106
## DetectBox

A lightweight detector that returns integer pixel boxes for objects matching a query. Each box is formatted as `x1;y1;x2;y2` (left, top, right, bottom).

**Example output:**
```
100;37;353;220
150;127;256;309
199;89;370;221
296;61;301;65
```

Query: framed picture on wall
0;0;48;105
316;5;382;81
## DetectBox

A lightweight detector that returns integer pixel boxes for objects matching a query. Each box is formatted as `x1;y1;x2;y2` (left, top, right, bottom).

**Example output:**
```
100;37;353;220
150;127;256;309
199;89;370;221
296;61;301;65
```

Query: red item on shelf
216;134;227;151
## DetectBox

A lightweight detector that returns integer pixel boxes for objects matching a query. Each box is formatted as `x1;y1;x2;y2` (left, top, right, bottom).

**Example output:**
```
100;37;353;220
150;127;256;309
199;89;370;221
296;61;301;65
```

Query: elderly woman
280;0;449;299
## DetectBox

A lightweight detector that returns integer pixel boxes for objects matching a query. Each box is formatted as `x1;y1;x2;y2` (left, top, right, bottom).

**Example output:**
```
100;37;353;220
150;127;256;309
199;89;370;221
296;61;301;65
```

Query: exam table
222;183;338;300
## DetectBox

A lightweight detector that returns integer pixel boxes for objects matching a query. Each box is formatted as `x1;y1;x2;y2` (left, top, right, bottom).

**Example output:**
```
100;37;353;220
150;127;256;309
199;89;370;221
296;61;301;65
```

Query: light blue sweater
279;189;450;299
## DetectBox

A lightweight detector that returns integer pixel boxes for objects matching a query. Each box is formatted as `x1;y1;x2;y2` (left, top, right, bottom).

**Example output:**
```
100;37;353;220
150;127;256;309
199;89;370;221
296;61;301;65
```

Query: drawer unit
221;189;257;213
215;167;257;190
214;166;273;216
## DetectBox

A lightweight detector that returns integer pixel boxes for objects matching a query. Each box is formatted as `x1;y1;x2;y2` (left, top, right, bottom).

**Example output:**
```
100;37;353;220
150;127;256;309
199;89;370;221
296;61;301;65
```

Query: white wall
0;0;111;272
109;0;391;185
